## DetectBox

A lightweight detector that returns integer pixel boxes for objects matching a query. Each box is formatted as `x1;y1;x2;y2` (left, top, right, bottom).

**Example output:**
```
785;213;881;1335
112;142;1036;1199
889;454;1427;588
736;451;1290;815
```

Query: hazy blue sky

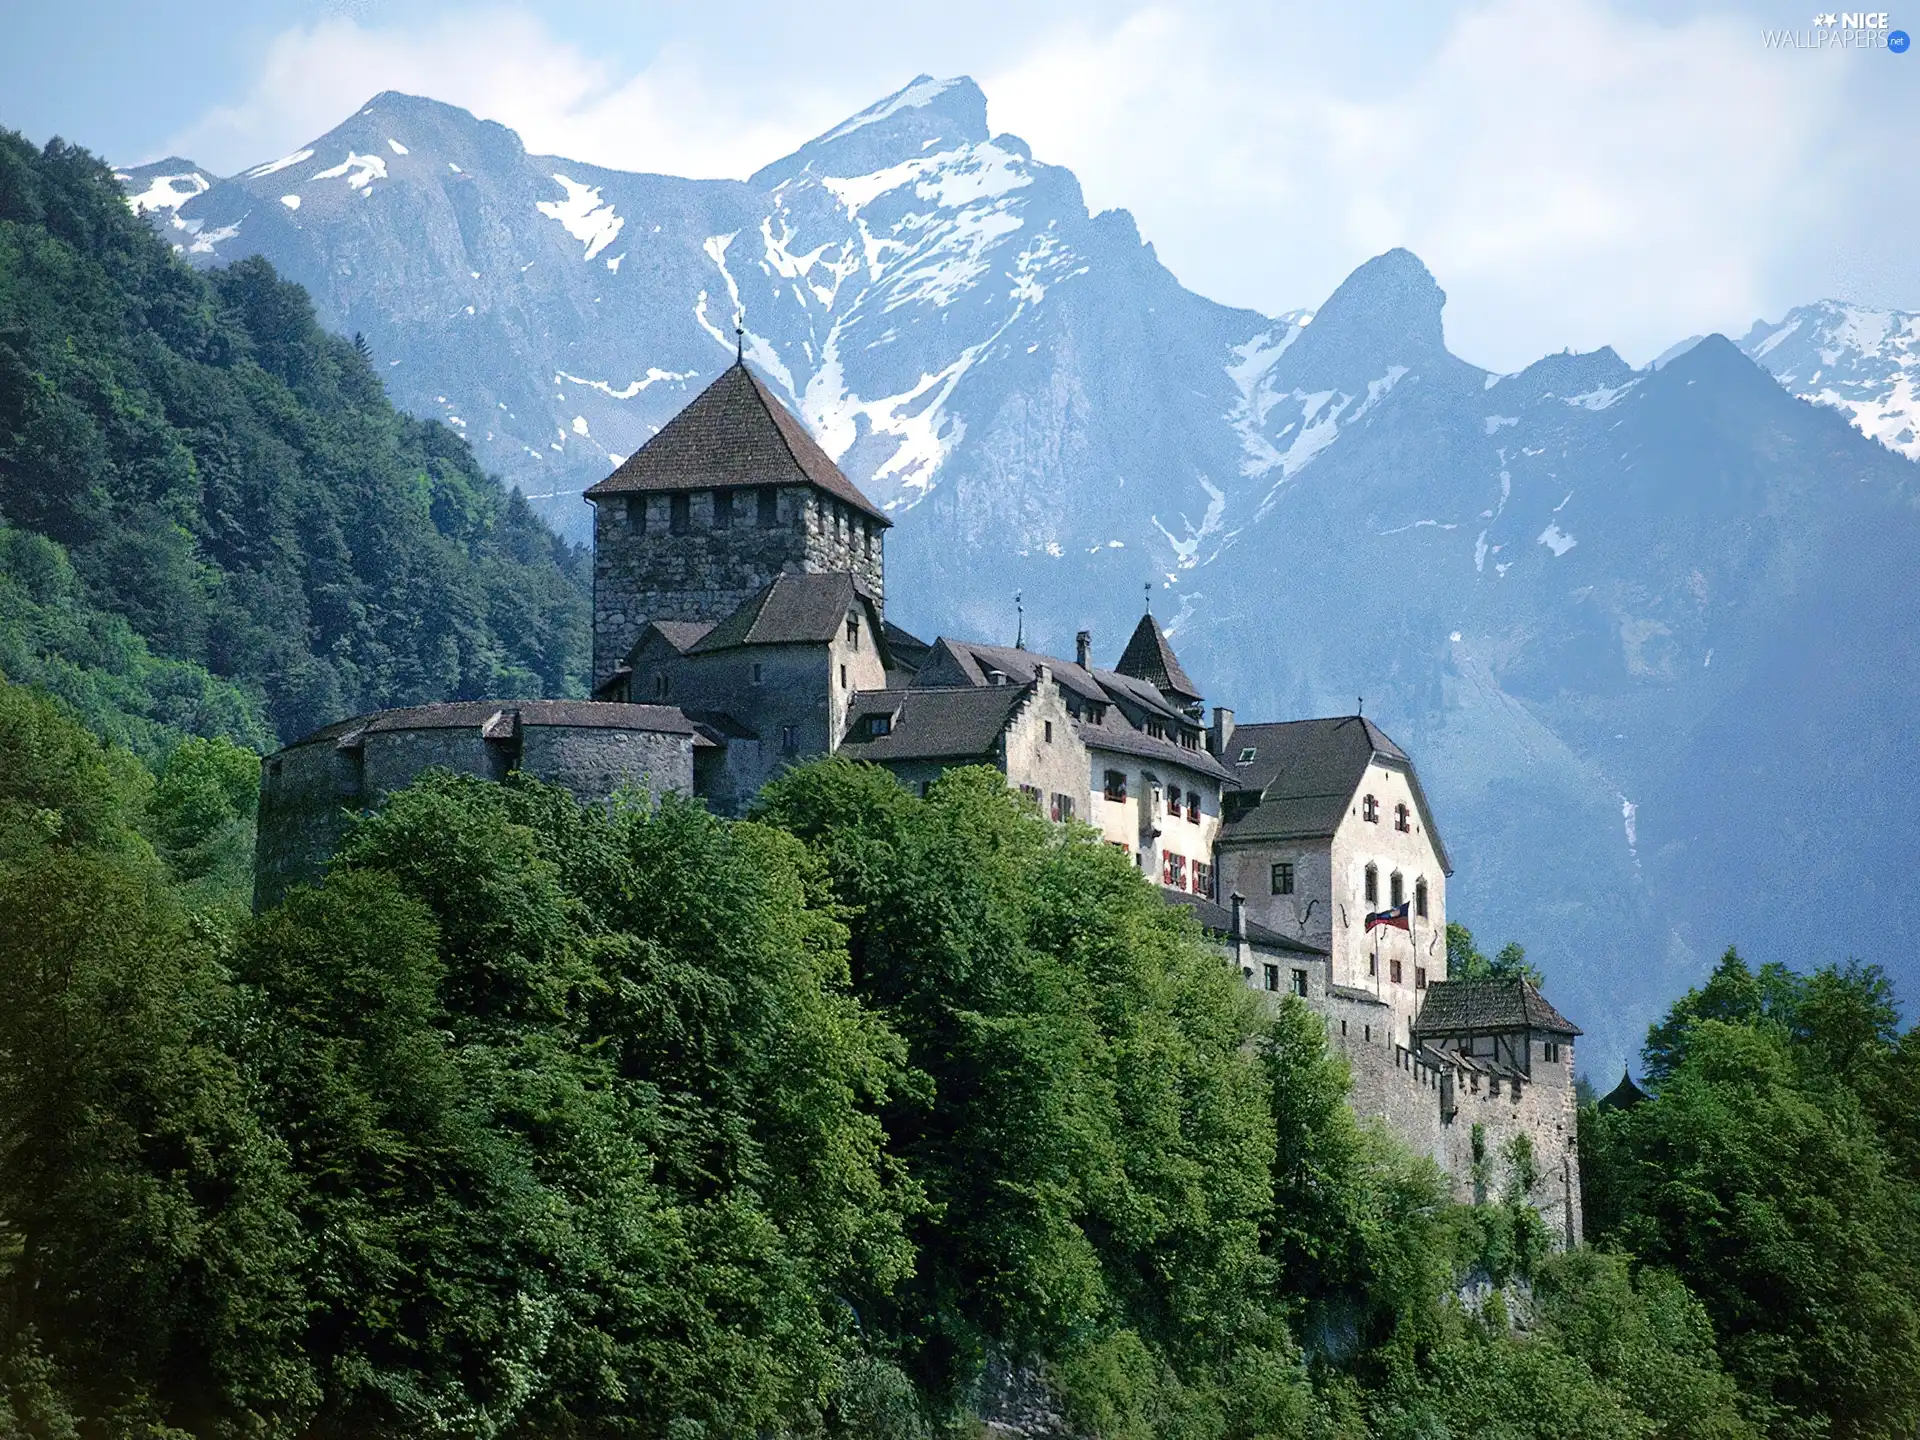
4;0;1914;370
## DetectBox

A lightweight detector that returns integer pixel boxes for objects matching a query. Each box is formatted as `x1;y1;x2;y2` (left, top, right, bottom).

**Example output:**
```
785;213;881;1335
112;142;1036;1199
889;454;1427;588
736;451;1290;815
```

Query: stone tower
583;361;891;685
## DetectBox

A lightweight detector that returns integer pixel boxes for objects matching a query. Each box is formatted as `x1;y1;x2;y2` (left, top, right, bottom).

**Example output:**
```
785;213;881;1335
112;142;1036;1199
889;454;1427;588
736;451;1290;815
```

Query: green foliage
754;760;1305;1432
1;702;1909;1437
1445;922;1545;986
0;131;588;748
1585;948;1920;1439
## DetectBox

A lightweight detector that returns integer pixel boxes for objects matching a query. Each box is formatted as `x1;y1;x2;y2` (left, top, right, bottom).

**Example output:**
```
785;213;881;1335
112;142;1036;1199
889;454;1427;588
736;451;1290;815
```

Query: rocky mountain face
129;78;1920;1071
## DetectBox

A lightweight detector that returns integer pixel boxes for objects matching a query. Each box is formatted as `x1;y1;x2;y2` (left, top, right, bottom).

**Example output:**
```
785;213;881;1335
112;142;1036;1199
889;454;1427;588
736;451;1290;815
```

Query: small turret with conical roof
583;360;889;685
1114;603;1203;713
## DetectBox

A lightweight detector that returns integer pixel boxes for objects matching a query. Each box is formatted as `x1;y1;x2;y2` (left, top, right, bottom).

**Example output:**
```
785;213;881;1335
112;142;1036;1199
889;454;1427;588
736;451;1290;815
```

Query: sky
2;0;1915;371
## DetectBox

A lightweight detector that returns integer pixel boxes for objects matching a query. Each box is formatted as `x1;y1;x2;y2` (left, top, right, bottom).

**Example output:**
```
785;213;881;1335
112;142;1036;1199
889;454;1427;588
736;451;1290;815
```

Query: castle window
863;522;873;559
1162;852;1186;889
1050;792;1075;823
1395;802;1410;833
1291;968;1309;998
1019;784;1040;807
625;495;645;532
1416;966;1427;990
1415;877;1428;918
847;615;860;648
1044;720;1053;743
1362;793;1379;823
1186;789;1201;823
1365;864;1378;905
1264;964;1280;992
1544;1040;1560;1062
652;673;669;699
1192;860;1212;896
713;488;733;529
1104;769;1128;802
1391;958;1403;985
840;664;848;689
1390;871;1404;908
670;493;690;534
751;663;763;685
781;725;799;756
758;487;779;527
1271;862;1294;894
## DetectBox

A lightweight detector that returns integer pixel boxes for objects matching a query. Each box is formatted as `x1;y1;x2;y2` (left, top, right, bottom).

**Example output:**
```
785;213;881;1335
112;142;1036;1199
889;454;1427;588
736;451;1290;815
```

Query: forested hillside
2;669;1916;1437
0;131;588;756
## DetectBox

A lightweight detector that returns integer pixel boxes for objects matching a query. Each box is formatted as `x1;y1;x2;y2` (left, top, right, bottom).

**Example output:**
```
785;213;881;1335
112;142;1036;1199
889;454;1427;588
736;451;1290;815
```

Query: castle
256;359;1583;1243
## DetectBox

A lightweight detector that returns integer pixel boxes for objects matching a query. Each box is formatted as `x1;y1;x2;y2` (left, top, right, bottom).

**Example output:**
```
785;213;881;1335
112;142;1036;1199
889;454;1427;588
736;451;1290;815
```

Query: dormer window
1395;802;1410;833
867;714;892;737
1362;794;1379;823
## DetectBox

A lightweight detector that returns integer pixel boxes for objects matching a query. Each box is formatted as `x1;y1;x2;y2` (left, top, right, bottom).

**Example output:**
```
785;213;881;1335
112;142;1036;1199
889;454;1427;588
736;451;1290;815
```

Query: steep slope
124;80;1920;1070
1;131;590;745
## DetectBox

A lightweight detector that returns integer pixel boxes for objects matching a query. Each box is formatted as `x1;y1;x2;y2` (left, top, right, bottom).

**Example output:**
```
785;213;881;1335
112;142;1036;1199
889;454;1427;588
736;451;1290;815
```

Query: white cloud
161;0;1910;372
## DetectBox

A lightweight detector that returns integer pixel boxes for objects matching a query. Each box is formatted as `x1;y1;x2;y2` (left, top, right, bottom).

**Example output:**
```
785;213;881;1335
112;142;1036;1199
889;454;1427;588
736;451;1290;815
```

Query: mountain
1739;300;1920;460
1;131;590;750
123;79;1920;1072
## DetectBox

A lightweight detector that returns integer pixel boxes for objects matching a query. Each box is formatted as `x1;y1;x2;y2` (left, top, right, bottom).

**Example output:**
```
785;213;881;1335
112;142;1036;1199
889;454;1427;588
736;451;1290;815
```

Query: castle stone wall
256;708;695;908
591;486;885;684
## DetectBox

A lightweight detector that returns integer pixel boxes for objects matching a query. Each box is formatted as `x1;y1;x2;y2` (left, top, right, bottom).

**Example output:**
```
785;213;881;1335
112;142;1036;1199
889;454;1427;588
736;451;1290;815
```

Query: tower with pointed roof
583;361;890;685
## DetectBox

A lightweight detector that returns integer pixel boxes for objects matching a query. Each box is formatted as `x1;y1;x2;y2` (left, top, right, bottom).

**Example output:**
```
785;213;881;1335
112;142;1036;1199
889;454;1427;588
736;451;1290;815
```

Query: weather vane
734;316;744;363
1014;589;1025;650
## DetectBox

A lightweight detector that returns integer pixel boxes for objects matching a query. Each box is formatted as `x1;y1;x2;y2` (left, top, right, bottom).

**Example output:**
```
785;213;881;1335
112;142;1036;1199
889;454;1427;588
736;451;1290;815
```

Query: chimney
1210;706;1236;756
1075;629;1092;669
1035;663;1052;688
987;669;1008;687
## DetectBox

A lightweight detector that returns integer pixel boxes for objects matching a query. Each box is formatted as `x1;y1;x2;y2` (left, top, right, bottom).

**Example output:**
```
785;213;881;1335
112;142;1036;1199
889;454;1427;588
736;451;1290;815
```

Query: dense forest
0;131;588;758
0;671;1916;1438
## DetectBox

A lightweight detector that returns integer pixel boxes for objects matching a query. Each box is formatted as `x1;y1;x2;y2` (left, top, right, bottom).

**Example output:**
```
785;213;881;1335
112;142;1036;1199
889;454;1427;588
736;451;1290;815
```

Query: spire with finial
1014;590;1025;650
1143;580;1152;616
734;316;744;364
1358;696;1364;716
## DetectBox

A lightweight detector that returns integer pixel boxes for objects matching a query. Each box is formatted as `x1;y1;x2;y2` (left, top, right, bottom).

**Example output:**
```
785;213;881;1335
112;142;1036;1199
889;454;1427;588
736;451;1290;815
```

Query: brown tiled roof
837;685;1029;762
649;620;714;654
283;700;698;751
1164;890;1328;955
912;639;1226;779
582;361;890;524
688;574;883;655
1218;715;1450;872
1115;611;1201;702
1412;978;1581;1038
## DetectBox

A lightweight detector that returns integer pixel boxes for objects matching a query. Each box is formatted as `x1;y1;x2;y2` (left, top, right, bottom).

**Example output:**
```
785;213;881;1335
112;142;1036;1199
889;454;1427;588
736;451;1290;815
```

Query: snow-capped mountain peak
1740;299;1920;460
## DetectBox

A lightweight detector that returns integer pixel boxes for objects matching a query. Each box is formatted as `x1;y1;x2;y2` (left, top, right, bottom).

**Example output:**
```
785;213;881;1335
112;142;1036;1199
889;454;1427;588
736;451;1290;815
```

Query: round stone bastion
254;700;701;909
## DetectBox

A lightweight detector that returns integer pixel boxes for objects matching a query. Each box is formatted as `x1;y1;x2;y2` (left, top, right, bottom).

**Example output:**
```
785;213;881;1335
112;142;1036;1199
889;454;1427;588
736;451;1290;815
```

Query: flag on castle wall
1366;902;1411;933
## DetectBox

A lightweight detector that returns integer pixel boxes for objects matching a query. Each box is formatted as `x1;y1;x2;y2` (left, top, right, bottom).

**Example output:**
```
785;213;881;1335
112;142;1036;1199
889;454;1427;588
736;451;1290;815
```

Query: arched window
1415;878;1429;918
1395;802;1411;833
1390;871;1404;908
1364;863;1379;905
